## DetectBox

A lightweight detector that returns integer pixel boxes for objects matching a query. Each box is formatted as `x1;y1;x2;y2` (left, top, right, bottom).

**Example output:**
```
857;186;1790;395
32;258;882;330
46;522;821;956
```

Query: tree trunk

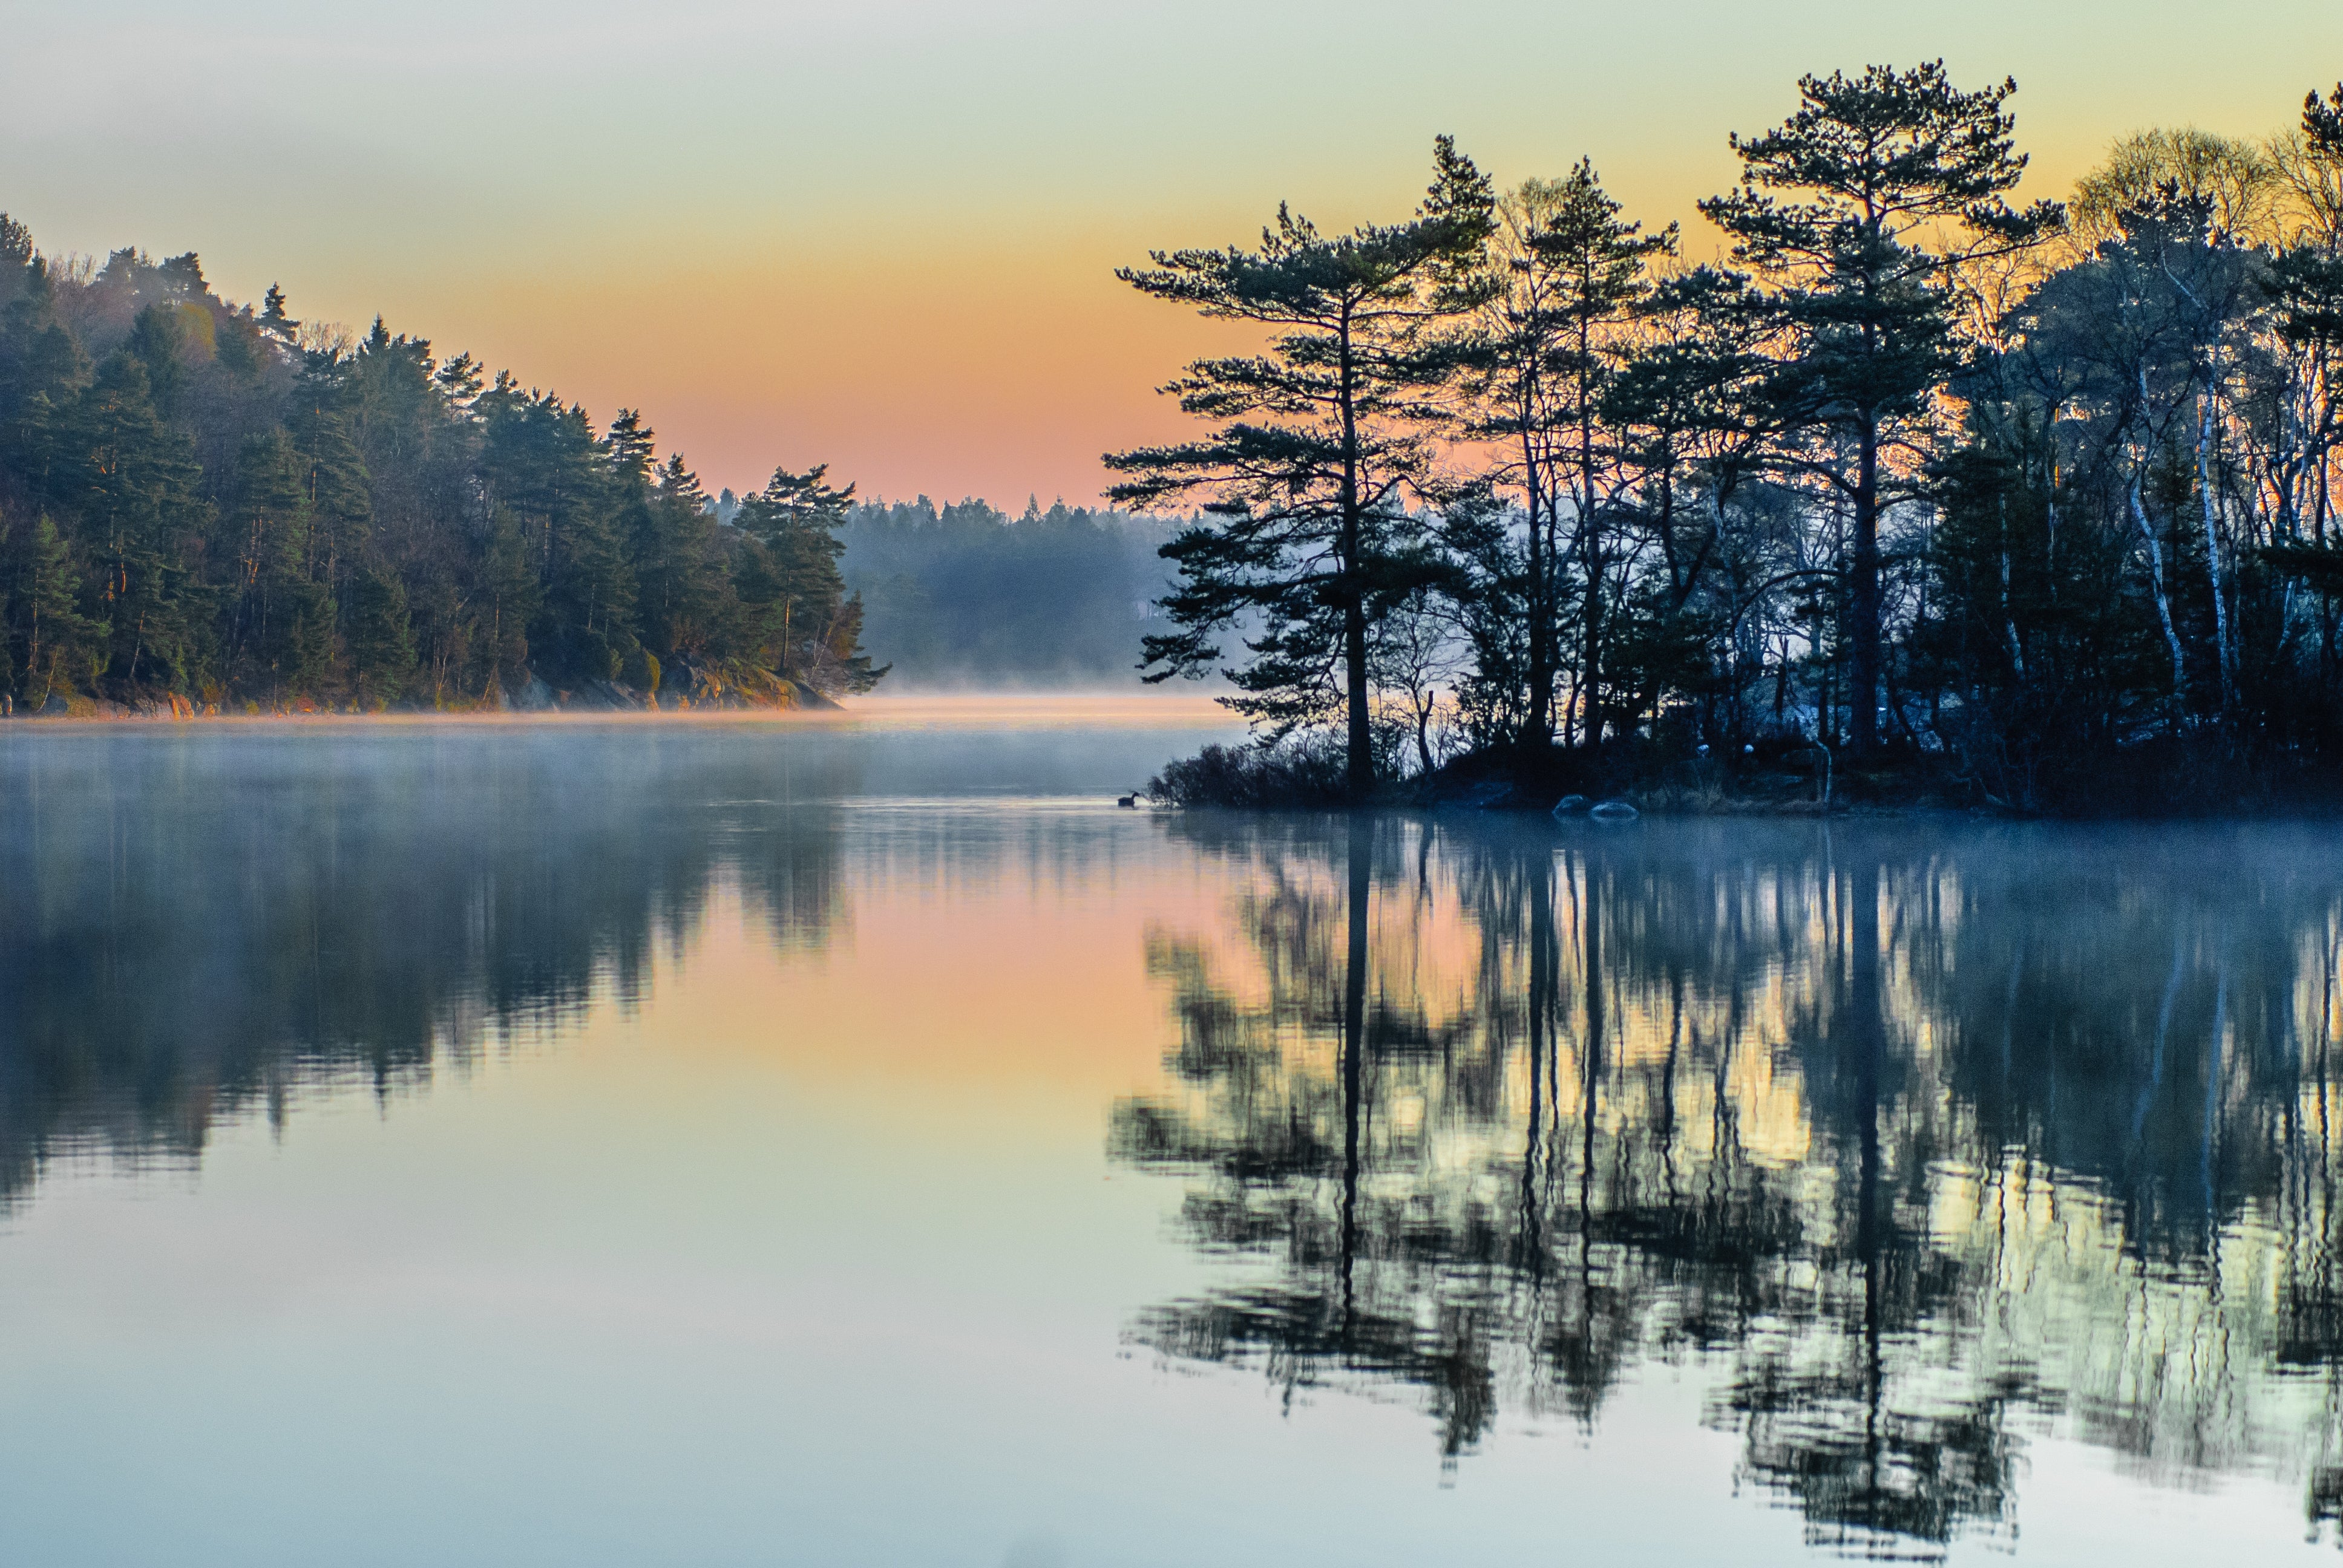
2130;477;2189;711
1345;604;1370;798
1524;437;1554;750
1580;520;1604;751
1340;311;1372;802
1578;322;1604;753
2197;393;2234;717
1849;420;1882;754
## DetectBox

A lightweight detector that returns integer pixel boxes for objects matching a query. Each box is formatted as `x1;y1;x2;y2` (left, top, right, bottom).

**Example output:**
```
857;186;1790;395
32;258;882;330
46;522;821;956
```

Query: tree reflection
0;728;853;1203
1113;817;2343;1556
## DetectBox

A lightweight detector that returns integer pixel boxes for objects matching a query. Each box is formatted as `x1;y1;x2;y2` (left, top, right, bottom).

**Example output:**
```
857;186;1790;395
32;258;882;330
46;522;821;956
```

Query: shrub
1148;735;1352;808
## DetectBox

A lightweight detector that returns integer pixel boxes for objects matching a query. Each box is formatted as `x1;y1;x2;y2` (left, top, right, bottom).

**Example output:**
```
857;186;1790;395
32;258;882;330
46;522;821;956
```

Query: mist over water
3;700;2342;1564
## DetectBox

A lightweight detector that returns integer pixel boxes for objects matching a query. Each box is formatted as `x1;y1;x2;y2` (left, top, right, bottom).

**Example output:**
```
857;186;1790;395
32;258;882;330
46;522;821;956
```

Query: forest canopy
0;234;885;714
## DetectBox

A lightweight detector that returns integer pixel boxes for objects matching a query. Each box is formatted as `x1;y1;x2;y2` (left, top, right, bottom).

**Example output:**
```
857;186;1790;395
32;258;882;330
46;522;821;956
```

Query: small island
1116;67;2343;818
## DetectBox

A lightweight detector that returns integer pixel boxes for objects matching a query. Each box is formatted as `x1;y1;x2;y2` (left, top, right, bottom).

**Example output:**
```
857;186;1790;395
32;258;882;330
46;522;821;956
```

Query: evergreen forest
0;234;893;714
1117;67;2343;811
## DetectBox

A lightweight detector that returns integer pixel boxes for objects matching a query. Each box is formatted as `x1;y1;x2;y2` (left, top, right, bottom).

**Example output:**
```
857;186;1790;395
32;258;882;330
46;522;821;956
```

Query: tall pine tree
1108;137;1494;796
1701;62;2059;752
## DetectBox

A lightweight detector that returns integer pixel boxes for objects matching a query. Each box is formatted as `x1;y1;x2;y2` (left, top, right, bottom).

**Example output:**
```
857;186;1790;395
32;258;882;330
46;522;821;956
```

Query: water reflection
15;724;2343;1560
0;728;852;1202
1113;815;2343;1558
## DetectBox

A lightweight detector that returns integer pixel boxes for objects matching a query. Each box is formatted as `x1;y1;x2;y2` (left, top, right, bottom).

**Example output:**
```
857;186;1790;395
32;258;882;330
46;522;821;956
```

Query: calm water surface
3;695;2342;1565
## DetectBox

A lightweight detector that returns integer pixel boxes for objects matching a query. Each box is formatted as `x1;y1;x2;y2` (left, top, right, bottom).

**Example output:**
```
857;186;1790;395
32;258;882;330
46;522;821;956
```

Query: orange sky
7;0;2339;506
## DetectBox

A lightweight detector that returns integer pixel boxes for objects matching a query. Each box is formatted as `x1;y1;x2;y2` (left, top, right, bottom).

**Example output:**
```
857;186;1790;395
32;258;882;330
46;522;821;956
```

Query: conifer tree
259;284;298;344
286;345;372;592
733;463;878;687
47;353;208;689
0;256;87;465
1109;138;1495;796
4;511;103;708
223;427;310;678
464;505;537;699
1701;62;2060;752
633;454;733;664
344;568;416;705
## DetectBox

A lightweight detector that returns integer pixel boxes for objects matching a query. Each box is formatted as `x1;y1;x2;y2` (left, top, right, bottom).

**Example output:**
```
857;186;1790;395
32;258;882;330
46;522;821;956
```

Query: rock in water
1589;799;1639;822
1552;794;1588;817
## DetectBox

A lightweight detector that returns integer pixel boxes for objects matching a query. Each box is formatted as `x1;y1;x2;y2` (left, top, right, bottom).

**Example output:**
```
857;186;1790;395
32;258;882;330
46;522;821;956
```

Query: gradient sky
5;1;2338;506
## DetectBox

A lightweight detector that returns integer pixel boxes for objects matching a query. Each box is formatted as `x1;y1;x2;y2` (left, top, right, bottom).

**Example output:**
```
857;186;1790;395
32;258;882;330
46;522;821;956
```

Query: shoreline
0;688;1244;736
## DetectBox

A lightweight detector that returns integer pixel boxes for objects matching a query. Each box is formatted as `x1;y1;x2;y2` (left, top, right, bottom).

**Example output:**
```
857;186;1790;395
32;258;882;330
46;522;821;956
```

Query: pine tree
46;353;209;691
263;578;336;702
473;505;540;698
344;568;416;706
1700;62;2060;752
259;283;298;344
128;304;192;420
1107;137;1495;797
286;345;373;592
732;463;873;685
222;427;311;678
0;258;87;467
4;511;104;708
632;454;735;664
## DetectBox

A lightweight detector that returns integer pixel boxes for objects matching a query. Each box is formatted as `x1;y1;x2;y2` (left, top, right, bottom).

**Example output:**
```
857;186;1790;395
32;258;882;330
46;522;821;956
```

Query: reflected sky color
6;706;2343;1563
6;1;2339;504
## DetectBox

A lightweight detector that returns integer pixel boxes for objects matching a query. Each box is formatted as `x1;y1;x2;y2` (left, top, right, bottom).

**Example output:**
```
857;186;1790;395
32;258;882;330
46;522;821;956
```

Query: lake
1;695;2339;1566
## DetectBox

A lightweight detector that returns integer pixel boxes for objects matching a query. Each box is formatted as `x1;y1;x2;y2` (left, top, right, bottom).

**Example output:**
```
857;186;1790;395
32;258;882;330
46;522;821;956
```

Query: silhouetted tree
1109;139;1494;796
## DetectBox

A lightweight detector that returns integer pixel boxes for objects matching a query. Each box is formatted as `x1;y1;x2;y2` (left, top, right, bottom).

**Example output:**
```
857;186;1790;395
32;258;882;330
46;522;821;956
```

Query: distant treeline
1114;67;2343;810
0;226;880;714
831;496;1180;685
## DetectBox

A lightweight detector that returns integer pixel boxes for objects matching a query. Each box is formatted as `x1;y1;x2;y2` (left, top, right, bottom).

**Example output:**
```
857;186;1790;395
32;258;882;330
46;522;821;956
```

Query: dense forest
0;231;888;714
1119;67;2343;811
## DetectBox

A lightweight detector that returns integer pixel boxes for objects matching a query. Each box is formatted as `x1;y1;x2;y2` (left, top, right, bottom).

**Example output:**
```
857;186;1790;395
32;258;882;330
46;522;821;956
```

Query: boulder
666;659;729;707
1552;794;1589;817
788;679;844;711
554;679;634;711
1589;799;1640;822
